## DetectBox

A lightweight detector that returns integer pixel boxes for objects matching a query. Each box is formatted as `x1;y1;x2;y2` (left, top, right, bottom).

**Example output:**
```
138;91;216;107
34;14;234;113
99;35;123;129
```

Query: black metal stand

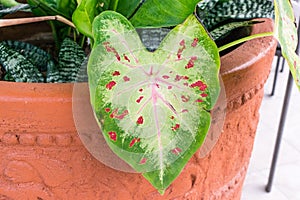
265;71;294;192
266;10;300;191
270;54;283;96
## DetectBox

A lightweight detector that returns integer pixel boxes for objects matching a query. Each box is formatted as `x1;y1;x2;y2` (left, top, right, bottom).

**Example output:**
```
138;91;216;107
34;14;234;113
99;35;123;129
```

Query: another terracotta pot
0;19;276;199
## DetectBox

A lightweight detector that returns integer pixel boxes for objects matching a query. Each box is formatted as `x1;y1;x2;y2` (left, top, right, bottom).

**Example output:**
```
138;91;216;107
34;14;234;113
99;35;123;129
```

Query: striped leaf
0;42;44;82
1;40;54;72
57;37;86;82
210;20;261;41
196;0;274;30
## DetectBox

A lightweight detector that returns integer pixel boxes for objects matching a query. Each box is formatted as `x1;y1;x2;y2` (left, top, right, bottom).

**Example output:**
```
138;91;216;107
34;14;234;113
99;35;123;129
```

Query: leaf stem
112;0;119;11
218;32;274;52
0;15;75;28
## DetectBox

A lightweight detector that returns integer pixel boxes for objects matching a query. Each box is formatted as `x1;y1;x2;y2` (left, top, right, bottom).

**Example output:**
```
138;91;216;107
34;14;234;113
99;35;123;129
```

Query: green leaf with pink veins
88;11;220;194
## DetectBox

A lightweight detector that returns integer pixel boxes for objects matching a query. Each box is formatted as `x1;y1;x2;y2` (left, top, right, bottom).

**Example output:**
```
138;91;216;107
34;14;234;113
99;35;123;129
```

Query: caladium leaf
88;11;220;194
273;0;300;90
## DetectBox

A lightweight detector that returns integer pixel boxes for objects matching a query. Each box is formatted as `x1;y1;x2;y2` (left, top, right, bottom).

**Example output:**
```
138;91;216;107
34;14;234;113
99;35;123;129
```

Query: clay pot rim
0;18;276;97
220;18;277;75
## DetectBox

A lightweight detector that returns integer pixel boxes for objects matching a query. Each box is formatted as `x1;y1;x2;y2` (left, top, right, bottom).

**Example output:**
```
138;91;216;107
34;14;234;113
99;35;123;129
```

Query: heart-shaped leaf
273;0;300;90
88;11;220;194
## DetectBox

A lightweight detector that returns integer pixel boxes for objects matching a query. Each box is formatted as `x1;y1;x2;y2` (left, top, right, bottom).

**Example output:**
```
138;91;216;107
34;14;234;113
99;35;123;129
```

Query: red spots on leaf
190;80;207;91
129;138;140;147
183;82;189;86
110;109;129;120
291;34;295;41
294;60;297;69
156;83;160;88
181;109;188;113
175;75;189;82
181;95;190;102
123;76;130;82
112;71;120;76
172;124;180;131
175;75;183;82
106;81;116;90
123;54;130;62
201;93;208;97
103;42;120;61
105;108;111;112
108;131;117;141
139;88;143;92
177;39;186;59
136;96;144;103
180;39;185;46
162;75;170;79
171;147;182;155
191;38;199;47
185;56;197;69
195;99;203;103
170;116;175;120
137;116;144;125
139;158;147;164
168;86;172;90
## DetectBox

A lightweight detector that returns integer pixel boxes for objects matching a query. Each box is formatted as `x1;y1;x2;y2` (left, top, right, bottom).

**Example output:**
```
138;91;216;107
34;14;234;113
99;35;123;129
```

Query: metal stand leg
280;59;285;73
265;72;293;192
270;56;282;96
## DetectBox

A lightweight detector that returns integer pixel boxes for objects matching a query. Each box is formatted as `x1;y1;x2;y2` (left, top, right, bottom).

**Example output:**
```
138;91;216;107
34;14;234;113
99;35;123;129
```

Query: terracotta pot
0;19;276;199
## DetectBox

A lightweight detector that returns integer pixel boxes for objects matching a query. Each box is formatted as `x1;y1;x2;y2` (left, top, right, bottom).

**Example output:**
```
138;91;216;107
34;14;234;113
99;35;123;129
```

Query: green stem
80;35;86;48
218;32;274;52
112;0;119;11
49;21;59;50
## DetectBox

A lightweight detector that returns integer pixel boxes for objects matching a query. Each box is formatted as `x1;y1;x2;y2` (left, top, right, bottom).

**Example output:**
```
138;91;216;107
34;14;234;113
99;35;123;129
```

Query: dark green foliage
0;42;45;82
0;4;30;18
0;39;86;83
57;38;86;82
196;0;274;31
1;40;53;72
27;0;77;47
210;20;262;41
129;0;200;28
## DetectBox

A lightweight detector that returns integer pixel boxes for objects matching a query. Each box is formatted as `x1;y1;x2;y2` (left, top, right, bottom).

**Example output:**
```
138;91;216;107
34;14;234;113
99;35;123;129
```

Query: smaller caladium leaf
274;0;300;90
88;11;220;194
